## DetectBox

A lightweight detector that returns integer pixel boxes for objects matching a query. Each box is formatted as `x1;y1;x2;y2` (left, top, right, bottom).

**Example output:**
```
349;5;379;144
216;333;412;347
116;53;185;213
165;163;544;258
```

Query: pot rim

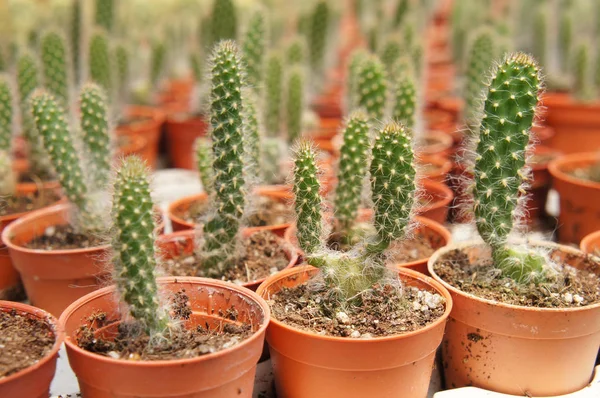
1;203;110;255
420;179;454;210
581;230;600;254
0;300;63;385
427;240;600;313
548;152;600;190
58;276;271;367
394;216;452;268
257;265;453;344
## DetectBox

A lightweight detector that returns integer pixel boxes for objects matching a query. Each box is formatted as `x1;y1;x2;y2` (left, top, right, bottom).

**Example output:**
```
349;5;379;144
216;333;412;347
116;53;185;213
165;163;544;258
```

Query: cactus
264;51;283;136
242;89;261;181
201;41;246;273
333;111;370;232
41;32;70;108
95;0;114;33
89;31;112;96
308;1;329;73
111;156;170;337
451;0;467;65
261;137;284;184
464;29;495;124
0;48;5;72
0;76;12;152
392;72;417;128
71;0;81;85
194;137;214;196
79;84;112;187
559;10;573;73
242;9;267;90
532;4;548;69
573;42;592;101
411;41;423;79
346;49;368;112
0;150;16;196
286;36;305;65
150;41;166;90
190;52;202;83
356;55;387;121
472;53;544;282
285;66;304;143
210;0;237;46
393;0;409;28
380;36;403;77
115;43;129;103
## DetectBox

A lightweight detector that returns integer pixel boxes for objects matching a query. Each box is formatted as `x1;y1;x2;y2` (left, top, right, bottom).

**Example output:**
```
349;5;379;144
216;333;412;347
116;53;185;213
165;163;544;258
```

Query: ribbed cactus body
71;0;81;85
95;0;114;32
41;32;70;107
243;90;261;180
202;41;246;272
357;55;387;121
0;77;12;152
334;111;370;230
89;32;112;96
242;10;266;90
150;41;166;89
346;49;367;112
465;29;495;123
392;74;417;128
264;52;282;136
308;1;329;72
211;0;237;45
473;53;543;282
111;157;169;336
286;66;304;143
194;137;214;196
80;84;112;187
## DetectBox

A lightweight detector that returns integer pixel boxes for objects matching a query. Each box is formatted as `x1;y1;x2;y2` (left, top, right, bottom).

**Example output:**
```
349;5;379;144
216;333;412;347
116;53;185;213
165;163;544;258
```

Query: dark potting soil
18;171;55;184
163;230;290;284
25;224;104;250
0;191;60;217
0;283;26;302
433;248;600;308
0;309;55;378
269;281;446;338
77;291;252;361
568;162;600;183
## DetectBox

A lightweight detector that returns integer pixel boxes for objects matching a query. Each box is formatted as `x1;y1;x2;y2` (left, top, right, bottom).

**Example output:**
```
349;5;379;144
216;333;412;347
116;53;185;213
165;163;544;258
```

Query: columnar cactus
261;137;284;184
333;111;370;231
115;43;129;102
573;42;591;101
0;150;16;196
464;29;495;124
80;84;112;187
70;0;81;85
559;10;573;73
308;1;329;72
150;41;166;90
346;49;367;112
89;31;112;96
242;90;261;180
201;41;246;273
451;1;467;65
0;77;12;153
95;0;114;33
380;36;402;77
356;55;387;121
210;0;237;46
286;36;306;65
412;42;423;79
472;53;544;282
285;66;304;143
532;4;548;69
264;51;282;136
392;73;417;128
194;137;214;196
111;156;170;337
242;9;267;90
190;52;202;83
41;32;70;107
393;0;409;28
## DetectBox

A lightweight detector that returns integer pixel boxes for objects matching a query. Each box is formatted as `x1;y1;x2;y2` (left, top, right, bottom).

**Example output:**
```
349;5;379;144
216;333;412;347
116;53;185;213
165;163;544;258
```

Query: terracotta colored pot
423;108;454;133
532;124;555;144
164;114;208;170
543;92;600;154
116;133;149;158
418;155;452;183
167;77;195;99
417;179;454;224
581;230;600;255
156;230;298;291
59;277;270;398
418;130;454;159
2;203;111;316
312;90;343;119
0;301;63;398
428;241;600;396
548;152;600;244
116;106;166;168
525;145;561;223
256;265;452;398
431;96;464;122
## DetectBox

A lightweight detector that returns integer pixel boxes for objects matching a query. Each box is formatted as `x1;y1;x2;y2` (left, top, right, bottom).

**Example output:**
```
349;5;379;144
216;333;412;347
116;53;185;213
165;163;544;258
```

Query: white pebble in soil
336;311;350;324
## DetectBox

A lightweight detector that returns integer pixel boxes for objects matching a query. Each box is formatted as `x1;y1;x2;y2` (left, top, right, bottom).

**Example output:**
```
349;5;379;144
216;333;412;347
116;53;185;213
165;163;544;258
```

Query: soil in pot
0;191;60;217
0;309;55;377
567;160;600;183
162;230;291;285
24;224;103;250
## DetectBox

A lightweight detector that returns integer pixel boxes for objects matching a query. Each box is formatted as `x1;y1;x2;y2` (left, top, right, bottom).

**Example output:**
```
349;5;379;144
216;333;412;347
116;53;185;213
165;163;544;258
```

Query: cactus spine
308;1;329;73
264;51;283;136
242;10;267;90
80;84;112;187
111;156;170;337
357;55;387;121
150;41;166;90
71;0;81;85
201;41;246;273
210;0;237;46
286;66;304;143
392;73;417;128
89;31;112;96
473;53;544;282
194;137;214;196
95;0;114;33
464;29;495;124
41;32;70;107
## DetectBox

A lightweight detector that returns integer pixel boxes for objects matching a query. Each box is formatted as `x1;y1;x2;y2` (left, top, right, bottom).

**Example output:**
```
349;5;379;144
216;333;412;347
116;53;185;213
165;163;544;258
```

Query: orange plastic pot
543;92;600;154
428;241;600;396
156;230;298;291
0;301;63;398
116;106;165;168
418;155;452;184
548;152;600;244
418;130;454;159
525;145;561;223
165;115;208;169
116;133;148;158
423;108;454;133
431;96;464;122
59;277;270;398
256;265;452;398
417;179;454;224
581;230;600;255
2;203;111;316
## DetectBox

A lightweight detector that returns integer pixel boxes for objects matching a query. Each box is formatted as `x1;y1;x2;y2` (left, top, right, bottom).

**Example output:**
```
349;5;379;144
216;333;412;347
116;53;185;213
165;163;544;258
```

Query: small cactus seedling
242;9;267;90
210;0;237;46
346;49;368;112
89;31;112;96
286;36;306;65
308;1;330;73
392;72;417;128
95;0;114;32
41;32;70;108
150;41;166;90
194;137;214;197
264;51;283;136
111;156;171;338
356;55;387;121
71;0;82;85
464;28;495;124
472;53;544;282
285;66;305;143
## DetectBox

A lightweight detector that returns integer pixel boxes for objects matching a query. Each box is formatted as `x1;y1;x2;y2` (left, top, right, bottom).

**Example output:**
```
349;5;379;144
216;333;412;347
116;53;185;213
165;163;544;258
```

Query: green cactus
242;9;267;90
308;1;330;73
190;52;202;83
264;51;283;136
0;150;16;196
380;36;403;77
573;42;592;101
201;41;246;273
242;89;261;181
464;29;495;124
79;84;112;187
532;4;548;69
333;111;370;232
111;156;170;337
451;0;467;65
286;66;304;143
150;41;166;90
357;55;387;120
95;0;114;33
393;0;409;28
473;53;544;282
71;0;81;85
89;31;112;96
0;48;5;72
346;49;368;112
115;43;129;102
261;137;284;184
194;137;214;197
286;37;306;65
392;73;417;128
559;10;573;73
41;32;70;108
411;42;423;79
0;77;12;152
210;0;237;46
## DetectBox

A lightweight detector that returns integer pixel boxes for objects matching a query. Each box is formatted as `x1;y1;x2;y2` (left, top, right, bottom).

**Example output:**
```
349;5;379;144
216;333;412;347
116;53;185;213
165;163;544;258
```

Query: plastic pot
256;265;452;398
116;106;166;168
59;277;270;398
0;301;63;398
428;241;600;396
156;229;299;291
164;114;208;170
1;203;111;316
418;156;453;184
417;179;454;224
417;131;454;159
525;145;561;223
581;230;600;255
548;152;600;244
116;133;149;159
